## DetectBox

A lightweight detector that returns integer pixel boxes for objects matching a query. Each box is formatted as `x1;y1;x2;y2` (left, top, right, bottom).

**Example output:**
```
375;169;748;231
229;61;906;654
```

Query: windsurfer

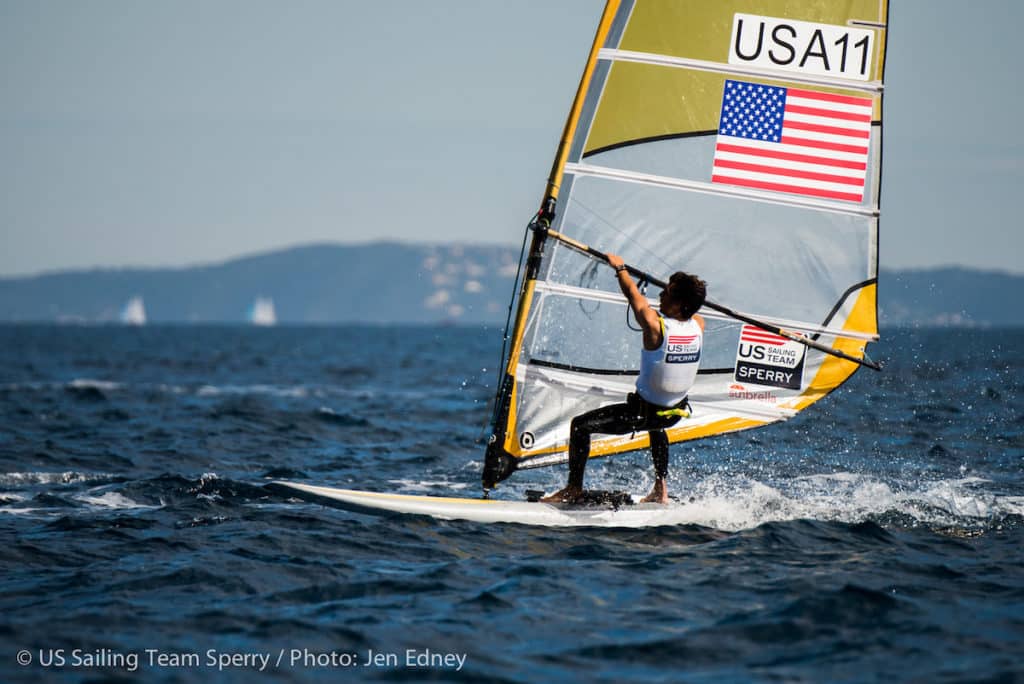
541;254;706;505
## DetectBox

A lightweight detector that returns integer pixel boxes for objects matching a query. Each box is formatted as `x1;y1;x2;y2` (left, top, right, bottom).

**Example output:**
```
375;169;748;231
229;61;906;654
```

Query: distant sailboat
120;296;146;325
248;297;277;326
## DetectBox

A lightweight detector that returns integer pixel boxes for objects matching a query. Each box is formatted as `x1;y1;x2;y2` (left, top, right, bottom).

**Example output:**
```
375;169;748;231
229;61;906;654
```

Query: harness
627;392;692;427
655;402;692;419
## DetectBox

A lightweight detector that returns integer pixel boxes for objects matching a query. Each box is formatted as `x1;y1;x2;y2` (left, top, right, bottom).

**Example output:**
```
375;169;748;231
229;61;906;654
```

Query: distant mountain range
0;242;1020;326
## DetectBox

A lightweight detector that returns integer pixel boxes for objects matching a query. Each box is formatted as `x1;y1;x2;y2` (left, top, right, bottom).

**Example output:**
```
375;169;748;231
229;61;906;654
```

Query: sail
484;0;888;488
248;297;277;326
120;296;147;326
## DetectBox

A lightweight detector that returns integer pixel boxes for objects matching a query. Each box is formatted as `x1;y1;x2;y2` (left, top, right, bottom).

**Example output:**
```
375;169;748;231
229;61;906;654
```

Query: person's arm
607;254;662;350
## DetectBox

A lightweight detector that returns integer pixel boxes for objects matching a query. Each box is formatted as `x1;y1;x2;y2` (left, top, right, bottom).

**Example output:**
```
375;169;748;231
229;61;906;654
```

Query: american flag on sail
740;325;790;346
711;79;873;203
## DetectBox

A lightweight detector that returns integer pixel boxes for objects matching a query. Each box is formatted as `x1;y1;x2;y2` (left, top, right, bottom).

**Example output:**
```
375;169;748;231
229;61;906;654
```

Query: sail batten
597;49;885;93
564;162;879;217
483;0;887;490
533;280;878;342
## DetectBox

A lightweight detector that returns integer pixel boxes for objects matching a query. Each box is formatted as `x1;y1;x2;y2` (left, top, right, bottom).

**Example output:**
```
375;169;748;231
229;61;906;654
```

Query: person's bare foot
540;485;583;504
640;479;669;504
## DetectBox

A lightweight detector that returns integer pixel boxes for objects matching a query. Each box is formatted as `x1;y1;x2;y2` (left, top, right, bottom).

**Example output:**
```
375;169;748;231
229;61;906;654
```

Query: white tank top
636;316;702;407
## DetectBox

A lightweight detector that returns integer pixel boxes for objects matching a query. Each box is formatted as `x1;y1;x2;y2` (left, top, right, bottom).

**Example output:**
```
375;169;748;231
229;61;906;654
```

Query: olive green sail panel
585;0;887;154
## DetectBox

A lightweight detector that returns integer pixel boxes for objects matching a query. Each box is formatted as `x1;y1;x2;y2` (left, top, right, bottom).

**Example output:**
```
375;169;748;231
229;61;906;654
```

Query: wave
0;471;122;487
197;384;312;399
67;378;123;392
315;406;371;427
72;491;161;511
1;379;451;401
0;472;249;516
495;470;1023;532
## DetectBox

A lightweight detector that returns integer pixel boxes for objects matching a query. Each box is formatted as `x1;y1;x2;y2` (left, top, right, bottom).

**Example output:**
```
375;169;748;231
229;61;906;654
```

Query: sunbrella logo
728;383;778;403
734;325;805;390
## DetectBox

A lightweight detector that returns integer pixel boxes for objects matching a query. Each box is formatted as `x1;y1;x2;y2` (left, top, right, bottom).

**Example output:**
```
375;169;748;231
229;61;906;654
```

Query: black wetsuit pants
567;393;687;489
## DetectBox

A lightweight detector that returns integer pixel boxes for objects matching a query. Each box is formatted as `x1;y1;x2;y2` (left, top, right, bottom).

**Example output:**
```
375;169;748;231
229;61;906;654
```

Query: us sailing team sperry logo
666;334;700;364
734;324;805;389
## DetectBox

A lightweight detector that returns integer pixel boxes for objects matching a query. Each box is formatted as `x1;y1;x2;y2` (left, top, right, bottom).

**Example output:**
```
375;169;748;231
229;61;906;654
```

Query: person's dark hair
665;272;706;319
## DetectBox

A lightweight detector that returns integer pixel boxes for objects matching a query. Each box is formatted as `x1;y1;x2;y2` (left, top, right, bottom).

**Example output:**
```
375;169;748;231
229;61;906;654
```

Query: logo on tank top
666;334;700;364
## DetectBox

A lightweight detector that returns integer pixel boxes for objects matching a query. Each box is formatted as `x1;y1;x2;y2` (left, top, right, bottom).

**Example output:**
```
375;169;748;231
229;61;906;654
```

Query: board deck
272;481;695;528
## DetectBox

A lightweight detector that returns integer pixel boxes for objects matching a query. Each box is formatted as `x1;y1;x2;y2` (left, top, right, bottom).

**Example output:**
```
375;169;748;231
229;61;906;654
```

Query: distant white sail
249;297;277;326
120;296;146;326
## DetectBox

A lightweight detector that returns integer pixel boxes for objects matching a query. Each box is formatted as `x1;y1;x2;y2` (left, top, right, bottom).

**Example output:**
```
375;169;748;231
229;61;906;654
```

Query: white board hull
273;481;698;528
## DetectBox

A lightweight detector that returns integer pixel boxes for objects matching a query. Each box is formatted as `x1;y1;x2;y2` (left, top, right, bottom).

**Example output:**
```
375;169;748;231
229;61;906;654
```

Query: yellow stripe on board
325;488;502;506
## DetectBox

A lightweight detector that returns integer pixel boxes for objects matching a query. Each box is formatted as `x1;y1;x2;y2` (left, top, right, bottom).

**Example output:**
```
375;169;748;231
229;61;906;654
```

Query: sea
1;324;1021;683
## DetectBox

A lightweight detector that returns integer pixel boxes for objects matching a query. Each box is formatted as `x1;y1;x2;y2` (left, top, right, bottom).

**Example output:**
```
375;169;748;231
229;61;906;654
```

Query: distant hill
879;267;1024;327
0;243;1020;326
0;243;518;325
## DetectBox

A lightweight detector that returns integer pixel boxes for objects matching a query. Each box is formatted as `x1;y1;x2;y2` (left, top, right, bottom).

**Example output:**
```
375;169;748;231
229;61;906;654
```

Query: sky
1;0;1022;277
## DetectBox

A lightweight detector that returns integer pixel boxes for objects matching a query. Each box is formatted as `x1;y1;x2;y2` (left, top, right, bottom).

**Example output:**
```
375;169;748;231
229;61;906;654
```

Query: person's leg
636;394;686;504
541;402;636;503
641;429;670;504
650;429;669;479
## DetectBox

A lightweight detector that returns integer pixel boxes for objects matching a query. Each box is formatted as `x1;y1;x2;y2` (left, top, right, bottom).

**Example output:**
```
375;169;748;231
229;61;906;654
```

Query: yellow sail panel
784;282;878;412
585;67;727;153
618;0;886;62
586;0;888;154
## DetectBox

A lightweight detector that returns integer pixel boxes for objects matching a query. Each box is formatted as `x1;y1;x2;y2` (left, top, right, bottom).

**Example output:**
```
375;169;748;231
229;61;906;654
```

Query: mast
482;1;623;492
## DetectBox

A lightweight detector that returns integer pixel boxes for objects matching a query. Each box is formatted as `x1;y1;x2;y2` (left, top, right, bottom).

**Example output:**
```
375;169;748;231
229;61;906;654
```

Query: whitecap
73;491;160;510
67;378;123;391
388;479;470;492
0;507;49;516
0;471;115;487
197;384;310;398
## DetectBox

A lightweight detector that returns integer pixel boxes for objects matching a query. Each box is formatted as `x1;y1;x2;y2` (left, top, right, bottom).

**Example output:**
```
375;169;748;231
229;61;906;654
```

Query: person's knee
570;415;591;438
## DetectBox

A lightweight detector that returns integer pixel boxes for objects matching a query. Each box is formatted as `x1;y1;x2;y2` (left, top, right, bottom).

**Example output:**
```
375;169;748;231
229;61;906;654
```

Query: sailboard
482;0;889;490
272;481;700;528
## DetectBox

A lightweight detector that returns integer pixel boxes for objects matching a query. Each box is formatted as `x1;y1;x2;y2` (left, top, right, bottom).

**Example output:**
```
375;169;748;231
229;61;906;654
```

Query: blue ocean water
1;324;1022;683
